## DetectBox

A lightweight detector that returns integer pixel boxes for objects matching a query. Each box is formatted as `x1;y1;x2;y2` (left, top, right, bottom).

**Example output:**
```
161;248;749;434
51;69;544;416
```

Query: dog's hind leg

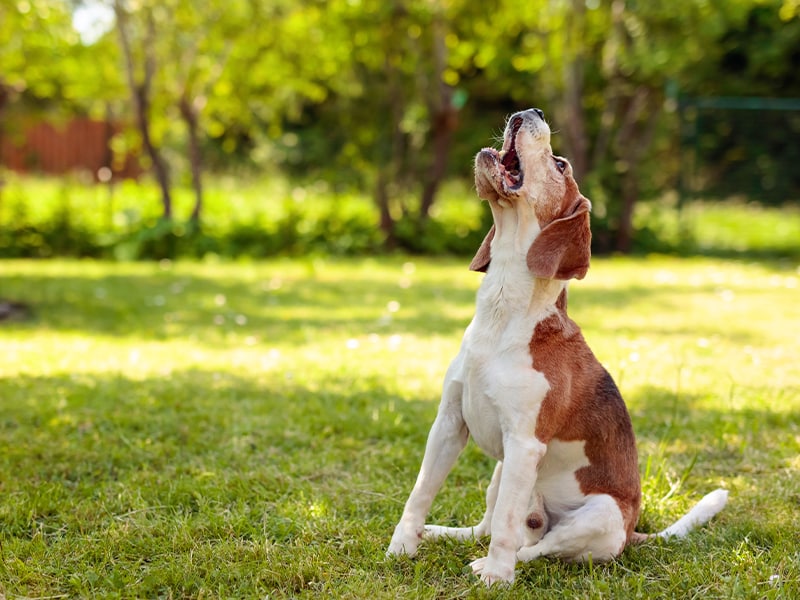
515;494;627;564
425;461;502;541
522;491;548;546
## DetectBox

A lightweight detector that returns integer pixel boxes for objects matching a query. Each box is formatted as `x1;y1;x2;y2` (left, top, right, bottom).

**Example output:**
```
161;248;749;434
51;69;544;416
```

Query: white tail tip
659;488;729;539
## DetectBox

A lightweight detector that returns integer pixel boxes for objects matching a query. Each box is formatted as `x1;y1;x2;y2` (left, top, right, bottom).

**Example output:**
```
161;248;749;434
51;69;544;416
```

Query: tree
291;0;474;249
166;0;238;224
469;0;753;252
113;0;173;219
5;0;789;257
110;0;332;226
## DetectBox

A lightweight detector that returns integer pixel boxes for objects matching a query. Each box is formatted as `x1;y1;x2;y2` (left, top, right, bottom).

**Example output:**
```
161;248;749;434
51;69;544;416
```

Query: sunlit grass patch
1;256;798;597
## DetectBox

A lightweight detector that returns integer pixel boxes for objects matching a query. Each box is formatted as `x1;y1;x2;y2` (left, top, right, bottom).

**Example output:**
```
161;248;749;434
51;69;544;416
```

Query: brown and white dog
387;108;728;586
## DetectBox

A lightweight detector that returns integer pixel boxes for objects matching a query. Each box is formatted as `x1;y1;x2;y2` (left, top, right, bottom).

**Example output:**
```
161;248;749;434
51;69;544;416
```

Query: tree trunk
102;104;117;229
374;35;406;247
376;170;396;249
561;0;589;182
612;87;662;253
592;0;626;170
420;105;456;219
615;174;637;253
179;95;203;224
135;85;172;219
419;12;458;220
114;1;172;219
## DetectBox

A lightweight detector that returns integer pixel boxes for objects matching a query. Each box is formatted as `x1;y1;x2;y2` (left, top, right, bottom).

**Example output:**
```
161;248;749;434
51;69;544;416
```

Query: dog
386;108;728;586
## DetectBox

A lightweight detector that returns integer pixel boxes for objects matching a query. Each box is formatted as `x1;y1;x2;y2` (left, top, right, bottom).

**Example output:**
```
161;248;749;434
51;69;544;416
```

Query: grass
0;255;799;598
634;198;800;259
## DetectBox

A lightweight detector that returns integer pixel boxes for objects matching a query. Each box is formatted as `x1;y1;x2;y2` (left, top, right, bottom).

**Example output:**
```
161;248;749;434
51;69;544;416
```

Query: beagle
387;108;728;586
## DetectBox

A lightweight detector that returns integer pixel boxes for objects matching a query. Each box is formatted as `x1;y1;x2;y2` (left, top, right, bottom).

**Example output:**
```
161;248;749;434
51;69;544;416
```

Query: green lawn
1;256;798;598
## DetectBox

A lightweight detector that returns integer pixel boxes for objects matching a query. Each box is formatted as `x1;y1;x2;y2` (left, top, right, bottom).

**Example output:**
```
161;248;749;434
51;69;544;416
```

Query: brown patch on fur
555;288;568;311
533;165;579;226
527;196;591;281
526;512;545;530
469;225;495;273
530;306;642;541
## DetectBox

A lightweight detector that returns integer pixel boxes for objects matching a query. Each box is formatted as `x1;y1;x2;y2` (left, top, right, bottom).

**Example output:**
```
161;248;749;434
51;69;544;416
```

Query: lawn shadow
628;384;800;443
0;368;439;542
0;267;479;344
0;260;770;347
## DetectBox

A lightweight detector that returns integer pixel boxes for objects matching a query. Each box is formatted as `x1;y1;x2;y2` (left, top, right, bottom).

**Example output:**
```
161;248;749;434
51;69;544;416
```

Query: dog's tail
630;488;728;544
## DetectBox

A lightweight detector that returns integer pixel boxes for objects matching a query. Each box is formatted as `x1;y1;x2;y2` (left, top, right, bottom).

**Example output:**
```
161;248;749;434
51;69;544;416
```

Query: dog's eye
554;158;567;173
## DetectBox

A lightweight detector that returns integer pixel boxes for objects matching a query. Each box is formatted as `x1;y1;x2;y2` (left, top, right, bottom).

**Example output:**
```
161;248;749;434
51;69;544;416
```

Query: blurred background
1;0;799;261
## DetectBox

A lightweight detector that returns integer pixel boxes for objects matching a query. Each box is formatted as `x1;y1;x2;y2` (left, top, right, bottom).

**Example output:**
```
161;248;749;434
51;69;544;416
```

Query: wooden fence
0;117;141;181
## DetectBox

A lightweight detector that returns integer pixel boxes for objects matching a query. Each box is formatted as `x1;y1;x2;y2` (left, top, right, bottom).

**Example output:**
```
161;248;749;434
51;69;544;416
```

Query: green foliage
1;175;798;260
0;174;382;259
0;256;798;597
676;4;800;204
2;0;800;253
687;106;800;205
0;0;122;118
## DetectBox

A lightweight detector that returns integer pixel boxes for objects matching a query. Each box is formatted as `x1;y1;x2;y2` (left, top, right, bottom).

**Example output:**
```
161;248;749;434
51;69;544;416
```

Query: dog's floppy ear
469;225;495;272
527;197;591;280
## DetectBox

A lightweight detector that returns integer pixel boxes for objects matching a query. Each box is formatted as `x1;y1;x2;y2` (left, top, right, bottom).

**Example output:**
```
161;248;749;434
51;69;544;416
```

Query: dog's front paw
469;556;515;587
387;525;422;558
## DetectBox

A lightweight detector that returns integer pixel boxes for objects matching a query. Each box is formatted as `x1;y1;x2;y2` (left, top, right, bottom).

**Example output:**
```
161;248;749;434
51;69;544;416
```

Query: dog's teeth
499;150;507;159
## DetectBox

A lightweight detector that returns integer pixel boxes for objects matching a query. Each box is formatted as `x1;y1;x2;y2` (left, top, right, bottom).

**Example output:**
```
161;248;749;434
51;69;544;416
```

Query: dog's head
470;109;591;280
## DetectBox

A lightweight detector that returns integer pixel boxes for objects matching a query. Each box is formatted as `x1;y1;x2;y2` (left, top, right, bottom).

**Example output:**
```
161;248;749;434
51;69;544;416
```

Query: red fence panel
0;117;141;180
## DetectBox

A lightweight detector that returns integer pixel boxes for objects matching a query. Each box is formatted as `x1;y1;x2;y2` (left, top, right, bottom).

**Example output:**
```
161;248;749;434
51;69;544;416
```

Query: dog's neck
488;200;538;259
476;204;567;321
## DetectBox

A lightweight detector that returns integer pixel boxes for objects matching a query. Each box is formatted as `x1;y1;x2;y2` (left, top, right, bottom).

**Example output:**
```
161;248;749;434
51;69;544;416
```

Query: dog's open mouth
474;114;532;201
498;117;523;189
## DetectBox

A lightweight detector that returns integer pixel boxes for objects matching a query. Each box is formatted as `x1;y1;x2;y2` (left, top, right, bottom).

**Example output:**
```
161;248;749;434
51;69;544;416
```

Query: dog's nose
532;108;544;120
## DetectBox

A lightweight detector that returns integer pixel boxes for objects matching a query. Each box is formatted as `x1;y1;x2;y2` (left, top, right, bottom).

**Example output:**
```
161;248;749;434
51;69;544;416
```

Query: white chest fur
455;241;565;460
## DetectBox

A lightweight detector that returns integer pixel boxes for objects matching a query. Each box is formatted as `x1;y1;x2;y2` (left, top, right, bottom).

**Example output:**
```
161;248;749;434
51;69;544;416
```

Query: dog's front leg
470;434;546;586
387;379;468;558
424;460;502;541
